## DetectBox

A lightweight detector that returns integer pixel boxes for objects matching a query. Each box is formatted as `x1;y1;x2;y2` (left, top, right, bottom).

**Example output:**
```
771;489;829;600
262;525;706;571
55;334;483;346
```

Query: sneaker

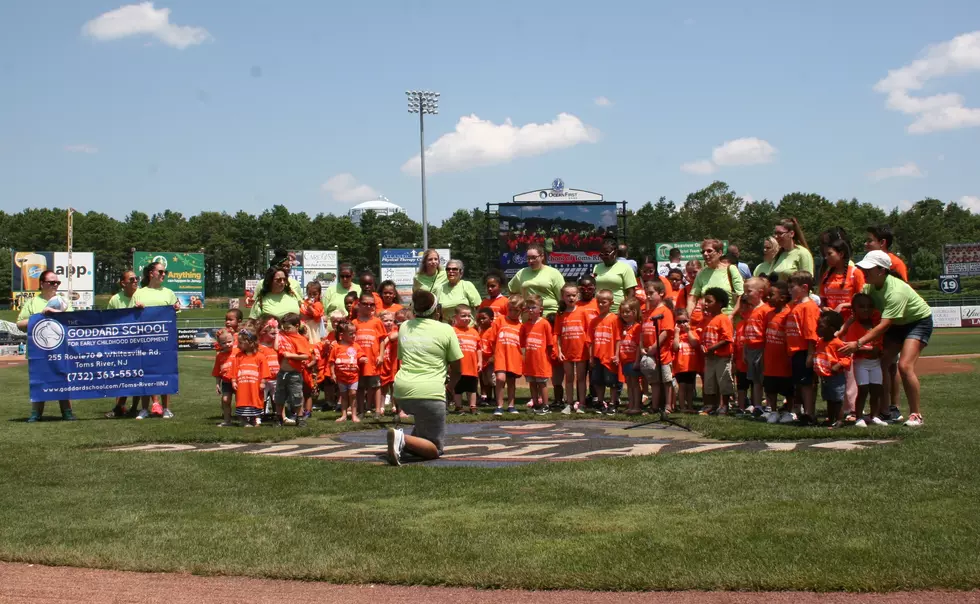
904;413;924;427
766;411;780;424
535;407;551;415
254;417;262;426
778;411;798;424
383;393;392;408
493;407;504;417
716;406;728;416
61;410;77;421
561;404;572;415
216;421;234;427
150;402;164;417
386;427;404;466
889;405;904;423
27;412;41;423
162;409;174;419
574;404;586;414
507;406;519;415
297;418;307;427
854;418;868;428
136;409;149;420
870;416;889;427
282;416;297;426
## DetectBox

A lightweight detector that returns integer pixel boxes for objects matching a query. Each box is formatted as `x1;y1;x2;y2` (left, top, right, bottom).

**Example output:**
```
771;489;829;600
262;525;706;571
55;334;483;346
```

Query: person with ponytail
769;218;814;283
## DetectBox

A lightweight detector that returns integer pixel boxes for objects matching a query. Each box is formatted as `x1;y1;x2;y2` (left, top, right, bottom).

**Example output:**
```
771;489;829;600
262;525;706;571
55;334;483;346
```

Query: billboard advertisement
380;248;450;303
266;250;338;291
244;279;262;308
655;241;727;275
932;306;961;328
134;252;205;308
943;243;980;277
11;251;95;309
498;202;617;279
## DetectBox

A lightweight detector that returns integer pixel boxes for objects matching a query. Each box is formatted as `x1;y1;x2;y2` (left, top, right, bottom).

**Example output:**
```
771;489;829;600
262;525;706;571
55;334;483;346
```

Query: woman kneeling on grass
386;290;463;466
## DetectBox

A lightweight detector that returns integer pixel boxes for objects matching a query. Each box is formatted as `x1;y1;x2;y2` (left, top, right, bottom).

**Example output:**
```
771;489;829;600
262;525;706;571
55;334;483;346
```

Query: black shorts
220;380;234;395
763;376;795;398
454;375;479;395
359;375;381;389
791;351;814;386
735;371;751;390
590;362;619;388
674;371;697;385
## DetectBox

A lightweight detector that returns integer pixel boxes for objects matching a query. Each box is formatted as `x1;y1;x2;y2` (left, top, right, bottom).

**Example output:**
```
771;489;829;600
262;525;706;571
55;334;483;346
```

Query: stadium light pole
406;90;439;250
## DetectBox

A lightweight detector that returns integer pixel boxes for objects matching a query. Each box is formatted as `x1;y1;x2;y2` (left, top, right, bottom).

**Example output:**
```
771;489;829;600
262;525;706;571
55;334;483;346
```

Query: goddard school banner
27;306;179;402
11;251;95;309
134;252;205;308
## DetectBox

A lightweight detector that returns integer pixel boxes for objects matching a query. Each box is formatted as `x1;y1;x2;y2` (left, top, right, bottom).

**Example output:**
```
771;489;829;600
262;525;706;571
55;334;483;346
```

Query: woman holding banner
133;261;181;420
105;270;141;418
17;269;75;423
249;267;301;320
508;244;565;317
413;249;448;294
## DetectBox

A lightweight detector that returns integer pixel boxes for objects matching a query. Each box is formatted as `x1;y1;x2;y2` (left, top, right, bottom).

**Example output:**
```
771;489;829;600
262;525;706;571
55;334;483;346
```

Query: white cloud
874;31;980;134
867;162;924;182
742;194;756;203
401;113;599;175
681;137;776;174
82;2;211;49
63;144;98;154
594;96;613;107
898;199;914;212
958;195;980;212
320;173;379;203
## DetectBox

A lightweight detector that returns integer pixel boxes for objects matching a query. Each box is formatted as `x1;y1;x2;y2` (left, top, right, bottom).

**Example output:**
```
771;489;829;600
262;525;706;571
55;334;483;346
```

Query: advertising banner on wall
244;279;262;308
380;248;450;303
266;250;338;291
133;252;205;308
11;251;96;309
498;202;617;279
961;306;980;327
654;241;727;275
943;243;980;276
932;306;962;328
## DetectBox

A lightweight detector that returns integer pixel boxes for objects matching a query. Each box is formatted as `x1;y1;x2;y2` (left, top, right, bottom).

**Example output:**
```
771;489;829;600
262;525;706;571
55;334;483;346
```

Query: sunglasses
125;277;138;282
340;274;353;279
526;254;541;260
360;302;376;307
273;277;288;283
43;280;61;286
446;268;460;272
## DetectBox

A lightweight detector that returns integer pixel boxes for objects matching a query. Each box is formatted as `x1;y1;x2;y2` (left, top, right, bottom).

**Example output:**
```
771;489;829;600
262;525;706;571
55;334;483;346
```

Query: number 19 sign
939;274;961;295
28;306;179;402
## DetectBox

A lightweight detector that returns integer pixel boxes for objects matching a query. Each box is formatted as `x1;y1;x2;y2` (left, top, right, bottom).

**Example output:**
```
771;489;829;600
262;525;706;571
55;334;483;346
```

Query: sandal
469;406;478;414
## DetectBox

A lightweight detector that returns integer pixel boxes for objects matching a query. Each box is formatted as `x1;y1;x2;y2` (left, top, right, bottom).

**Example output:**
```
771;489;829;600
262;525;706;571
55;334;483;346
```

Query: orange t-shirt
486;316;524;374
701;313;734;357
674;284;690;315
479;295;510;319
576;299;600;328
232;352;269;410
316;332;336;377
785;299;820;354
329;342;365;385
278;331;312;373
764;306;792;377
619;322;642;367
380;301;404;317
300;299;324;322
212;349;236;381
352;316;387;377
640;303;675;366
351;292;385;315
820;267;865;319
380;330;399;385
454;325;481;377
555;307;589;362
520;318;553;379
844;320;881;359
588;313;621;371
888;253;908;282
259;344;279;378
743;303;771;349
814;338;852;378
673;325;703;374
733;319;749;372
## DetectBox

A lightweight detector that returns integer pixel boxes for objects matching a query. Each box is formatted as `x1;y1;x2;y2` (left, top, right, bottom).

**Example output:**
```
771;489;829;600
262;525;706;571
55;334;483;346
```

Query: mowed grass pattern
0;355;978;590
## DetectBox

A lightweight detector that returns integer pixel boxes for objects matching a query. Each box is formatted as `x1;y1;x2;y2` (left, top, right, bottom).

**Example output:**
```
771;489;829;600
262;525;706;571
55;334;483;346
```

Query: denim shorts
590;362;620;388
884;315;934;348
821;372;847;403
621;362;641;378
791;350;814;386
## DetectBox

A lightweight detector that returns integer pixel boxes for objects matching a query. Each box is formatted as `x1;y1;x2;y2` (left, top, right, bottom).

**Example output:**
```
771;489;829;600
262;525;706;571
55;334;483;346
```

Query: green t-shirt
249;291;301;319
691;264;744;315
753;261;774;277
394;318;464;401
438;279;482;323
413;270;448;294
106;292;135;310
323;283;362;318
17;295;73;322
289;277;304;299
592;261;638;313
770;246;814;282
132;287;179;308
508;265;566;316
862;276;932;325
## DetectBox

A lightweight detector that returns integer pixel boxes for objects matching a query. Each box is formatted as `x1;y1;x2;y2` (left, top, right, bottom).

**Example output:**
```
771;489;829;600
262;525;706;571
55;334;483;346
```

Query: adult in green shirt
104;269;140;418
270;249;304;298
769;218;814;282
16;269;75;423
386;290;462;466
438;260;481;324
508;243;565;316
592;239;637;313
323;263;361;323
249;267;302;320
688;239;744;316
133;261;181;419
840;251;932;428
752;236;779;277
413;249;448;293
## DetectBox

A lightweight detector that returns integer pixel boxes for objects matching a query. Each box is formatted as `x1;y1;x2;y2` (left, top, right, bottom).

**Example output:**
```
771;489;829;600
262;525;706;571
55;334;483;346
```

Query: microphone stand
626;315;691;432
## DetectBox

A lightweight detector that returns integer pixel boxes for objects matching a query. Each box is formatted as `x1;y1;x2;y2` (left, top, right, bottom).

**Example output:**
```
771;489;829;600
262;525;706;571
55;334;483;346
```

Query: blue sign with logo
939;274;961;294
27;306;179;402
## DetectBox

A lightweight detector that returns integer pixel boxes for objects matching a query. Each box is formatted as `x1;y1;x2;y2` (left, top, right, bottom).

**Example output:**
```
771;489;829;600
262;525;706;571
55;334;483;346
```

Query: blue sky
1;1;978;223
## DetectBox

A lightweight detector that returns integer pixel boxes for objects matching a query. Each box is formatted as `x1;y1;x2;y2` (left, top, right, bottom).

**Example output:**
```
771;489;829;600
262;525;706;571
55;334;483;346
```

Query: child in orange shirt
452;305;483;414
275;313;312;427
316;310;344;412
232;326;270;427
475;307;497;406
666;268;685;310
330;320;367;423
576;276;599;326
846;293;886;427
786;271;821;424
212;329;237;427
638;280;675;414
733;296;752;413
256;314;280;417
618;298;643;414
588;290;621;414
741;277;771;413
671;307;702;413
379;280;404;317
479;270;509;319
814;310;852;427
300;281;325;345
352;293;388;417
521;294;553;414
764;282;795;424
378;310;400;412
699;288;735;415
556;284;588;414
486;295;525;415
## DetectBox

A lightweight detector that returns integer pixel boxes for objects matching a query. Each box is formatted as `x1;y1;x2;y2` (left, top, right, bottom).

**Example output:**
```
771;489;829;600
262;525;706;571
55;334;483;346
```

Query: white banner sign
932;306;961;328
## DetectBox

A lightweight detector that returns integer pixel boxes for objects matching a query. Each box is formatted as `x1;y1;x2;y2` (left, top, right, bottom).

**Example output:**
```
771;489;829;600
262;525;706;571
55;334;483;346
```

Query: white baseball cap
856;250;892;270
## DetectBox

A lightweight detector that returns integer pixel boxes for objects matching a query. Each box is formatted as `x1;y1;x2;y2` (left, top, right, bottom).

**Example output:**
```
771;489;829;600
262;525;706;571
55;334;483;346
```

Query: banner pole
67;208;74;304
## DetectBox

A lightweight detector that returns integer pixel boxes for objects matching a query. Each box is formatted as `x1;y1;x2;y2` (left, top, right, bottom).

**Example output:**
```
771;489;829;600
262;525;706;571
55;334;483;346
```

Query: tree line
2;180;978;301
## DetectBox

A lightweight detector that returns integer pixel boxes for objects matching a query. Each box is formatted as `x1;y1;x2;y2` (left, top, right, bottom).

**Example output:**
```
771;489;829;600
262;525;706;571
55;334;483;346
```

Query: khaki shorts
703;355;735;396
639;356;673;383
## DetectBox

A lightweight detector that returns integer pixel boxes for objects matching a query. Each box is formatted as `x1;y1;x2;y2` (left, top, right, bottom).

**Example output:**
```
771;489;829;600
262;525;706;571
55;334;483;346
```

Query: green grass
922;328;980;357
0;356;979;590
